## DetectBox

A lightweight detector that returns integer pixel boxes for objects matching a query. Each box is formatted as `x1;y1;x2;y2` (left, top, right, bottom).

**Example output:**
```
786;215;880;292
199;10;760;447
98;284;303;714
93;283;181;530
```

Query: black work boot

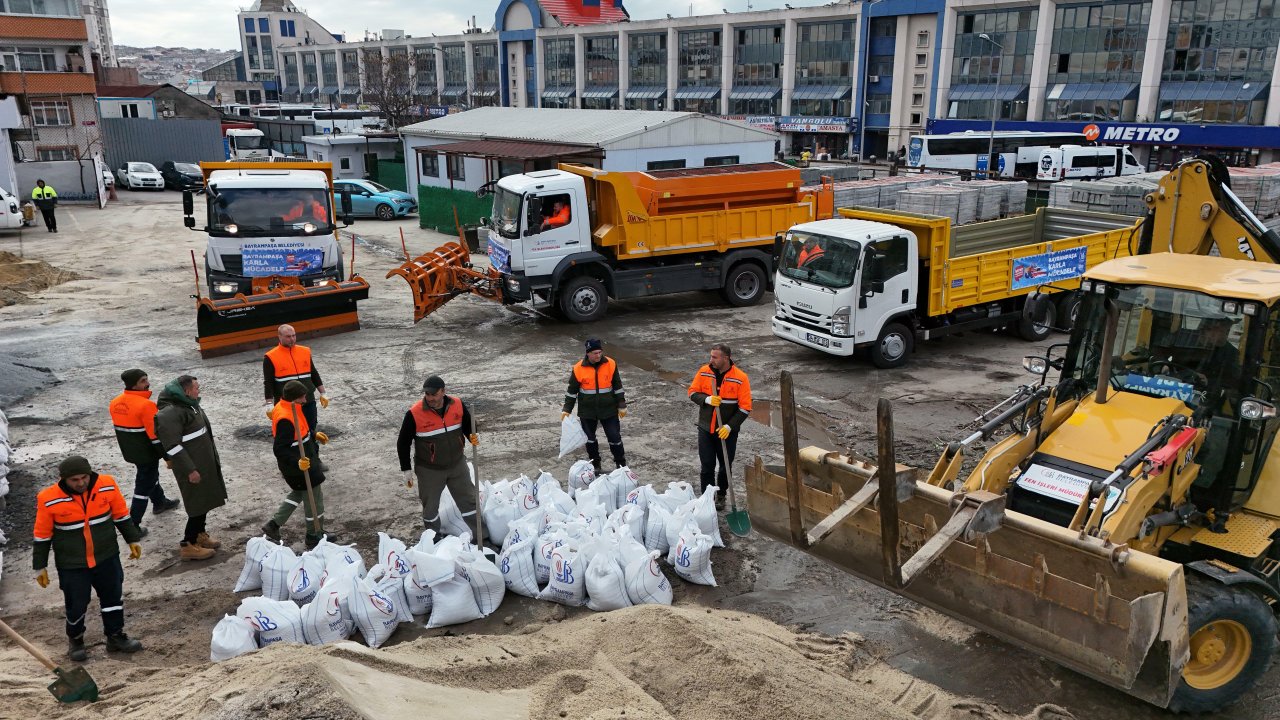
68;635;88;662
261;519;281;542
134;526;149;539
306;532;335;550
590;458;602;473
153;497;181;514
106;633;142;653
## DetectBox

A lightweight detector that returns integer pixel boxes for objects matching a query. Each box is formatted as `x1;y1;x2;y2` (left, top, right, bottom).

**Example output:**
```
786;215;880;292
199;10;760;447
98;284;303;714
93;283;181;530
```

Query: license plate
805;332;830;348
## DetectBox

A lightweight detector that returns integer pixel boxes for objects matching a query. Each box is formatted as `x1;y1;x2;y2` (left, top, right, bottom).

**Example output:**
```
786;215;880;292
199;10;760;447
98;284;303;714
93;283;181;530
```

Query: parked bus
311;109;386;134
907;131;1088;179
1036;145;1144;181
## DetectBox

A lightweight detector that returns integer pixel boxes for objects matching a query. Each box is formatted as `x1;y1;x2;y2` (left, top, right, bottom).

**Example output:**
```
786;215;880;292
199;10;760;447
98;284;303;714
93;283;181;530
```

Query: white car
116;162;164;191
0;185;28;229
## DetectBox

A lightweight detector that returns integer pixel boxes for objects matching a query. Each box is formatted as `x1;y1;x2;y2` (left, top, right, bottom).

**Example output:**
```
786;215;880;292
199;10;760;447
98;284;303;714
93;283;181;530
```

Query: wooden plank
805;481;878;548
780;370;805;546
877;398;902;588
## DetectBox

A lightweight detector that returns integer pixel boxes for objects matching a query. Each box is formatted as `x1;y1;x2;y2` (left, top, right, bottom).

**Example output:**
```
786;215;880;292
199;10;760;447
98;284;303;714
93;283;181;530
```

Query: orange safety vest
270;400;311;445
283;199;328;223
33;474;130;570
109;389;162;463
797;243;824;267
266;344;313;384
687;363;753;431
546;204;571;228
409;397;466;468
573;357;617;394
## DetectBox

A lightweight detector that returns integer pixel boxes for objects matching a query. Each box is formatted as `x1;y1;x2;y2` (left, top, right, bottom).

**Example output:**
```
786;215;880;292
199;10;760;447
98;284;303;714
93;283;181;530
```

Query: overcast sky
110;0;837;50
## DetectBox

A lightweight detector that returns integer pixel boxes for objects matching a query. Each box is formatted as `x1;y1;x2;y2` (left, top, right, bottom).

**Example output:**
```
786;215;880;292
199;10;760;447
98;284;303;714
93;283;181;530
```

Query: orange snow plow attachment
386;242;502;323
196;276;370;358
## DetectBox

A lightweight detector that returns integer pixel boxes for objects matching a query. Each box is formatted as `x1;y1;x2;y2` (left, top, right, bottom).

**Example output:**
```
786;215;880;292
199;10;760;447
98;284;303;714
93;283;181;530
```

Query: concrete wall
14;160;101;204
99;118;225;170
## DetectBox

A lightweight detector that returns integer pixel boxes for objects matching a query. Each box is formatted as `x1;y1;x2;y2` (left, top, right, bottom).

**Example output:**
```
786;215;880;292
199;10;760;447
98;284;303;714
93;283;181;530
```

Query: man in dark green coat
155;375;227;561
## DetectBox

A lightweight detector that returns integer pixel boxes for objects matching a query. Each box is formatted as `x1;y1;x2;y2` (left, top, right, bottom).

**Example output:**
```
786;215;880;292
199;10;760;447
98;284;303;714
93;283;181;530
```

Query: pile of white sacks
210;462;722;661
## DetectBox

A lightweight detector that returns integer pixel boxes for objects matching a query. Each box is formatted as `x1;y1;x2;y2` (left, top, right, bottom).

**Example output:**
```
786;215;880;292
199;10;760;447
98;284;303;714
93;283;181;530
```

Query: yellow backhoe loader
745;156;1280;713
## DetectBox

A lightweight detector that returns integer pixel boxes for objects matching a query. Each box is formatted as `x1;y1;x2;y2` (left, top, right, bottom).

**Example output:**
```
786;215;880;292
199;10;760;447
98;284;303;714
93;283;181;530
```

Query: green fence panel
417;185;494;235
374;160;407;192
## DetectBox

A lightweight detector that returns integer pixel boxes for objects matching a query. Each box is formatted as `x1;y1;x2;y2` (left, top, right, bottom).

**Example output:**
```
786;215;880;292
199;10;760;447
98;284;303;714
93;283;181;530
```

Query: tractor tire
375;203;395;221
558;275;608;323
869;322;913;369
1016;301;1056;341
721;262;766;307
1169;578;1278;714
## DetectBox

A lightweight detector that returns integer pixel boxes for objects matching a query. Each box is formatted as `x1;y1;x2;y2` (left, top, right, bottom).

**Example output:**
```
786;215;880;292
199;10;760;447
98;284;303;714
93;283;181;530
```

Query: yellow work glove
707;395;722;407
560;411;570;421
265;407;273;420
717;425;732;440
36;569;49;588
318;394;330;409
469;434;479;446
403;470;414;488
129;543;143;560
298;457;312;472
315;431;329;445
618;409;627;419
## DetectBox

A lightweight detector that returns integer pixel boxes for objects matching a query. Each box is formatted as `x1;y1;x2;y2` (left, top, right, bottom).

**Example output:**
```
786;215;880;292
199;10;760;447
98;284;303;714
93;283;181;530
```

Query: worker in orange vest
540;199;571;231
33;456;144;661
560;337;627;472
396;375;479;534
108;369;181;531
264;324;329;467
262;380;332;548
687;343;753;511
281;196;328;224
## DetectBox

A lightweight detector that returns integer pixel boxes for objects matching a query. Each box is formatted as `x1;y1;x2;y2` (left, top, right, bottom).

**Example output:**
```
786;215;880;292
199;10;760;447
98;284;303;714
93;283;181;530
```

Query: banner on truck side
242;243;325;276
1011;246;1087;290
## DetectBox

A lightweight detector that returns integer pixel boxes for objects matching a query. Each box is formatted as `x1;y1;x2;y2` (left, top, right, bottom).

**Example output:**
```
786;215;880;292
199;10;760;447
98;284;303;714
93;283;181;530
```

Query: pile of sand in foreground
15;605;1073;720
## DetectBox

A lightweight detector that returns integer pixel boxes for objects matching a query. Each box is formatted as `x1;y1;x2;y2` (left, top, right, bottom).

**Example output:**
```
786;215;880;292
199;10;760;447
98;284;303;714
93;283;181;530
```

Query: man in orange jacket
109;369;180;530
687;343;752;510
33;456;144;661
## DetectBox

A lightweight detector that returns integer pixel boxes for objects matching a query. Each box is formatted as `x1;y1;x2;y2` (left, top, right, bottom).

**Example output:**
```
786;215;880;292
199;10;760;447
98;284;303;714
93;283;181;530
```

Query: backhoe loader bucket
195;277;370;358
386;242;502;323
745;447;1190;708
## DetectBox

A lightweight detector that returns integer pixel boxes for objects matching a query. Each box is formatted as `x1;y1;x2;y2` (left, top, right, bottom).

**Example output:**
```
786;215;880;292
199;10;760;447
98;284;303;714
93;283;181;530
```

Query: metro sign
1083;123;1181;143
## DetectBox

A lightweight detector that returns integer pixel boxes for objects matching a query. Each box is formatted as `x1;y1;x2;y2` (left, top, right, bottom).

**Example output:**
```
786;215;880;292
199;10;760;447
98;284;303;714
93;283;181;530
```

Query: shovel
712;392;752;538
290;403;322;538
469;414;492;558
0;618;99;703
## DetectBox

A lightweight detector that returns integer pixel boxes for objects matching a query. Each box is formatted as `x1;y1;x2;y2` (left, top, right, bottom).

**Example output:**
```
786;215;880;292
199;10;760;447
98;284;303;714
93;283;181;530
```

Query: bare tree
361;49;416;130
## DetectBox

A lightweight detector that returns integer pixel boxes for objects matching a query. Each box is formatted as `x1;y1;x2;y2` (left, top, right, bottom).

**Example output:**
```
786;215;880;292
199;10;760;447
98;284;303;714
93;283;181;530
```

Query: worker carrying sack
559;415;588;459
210;614;258;661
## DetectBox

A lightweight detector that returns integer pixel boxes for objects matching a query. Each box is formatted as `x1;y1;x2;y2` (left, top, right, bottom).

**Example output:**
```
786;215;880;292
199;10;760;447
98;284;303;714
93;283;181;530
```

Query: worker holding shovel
687;344;752;511
262;380;332;548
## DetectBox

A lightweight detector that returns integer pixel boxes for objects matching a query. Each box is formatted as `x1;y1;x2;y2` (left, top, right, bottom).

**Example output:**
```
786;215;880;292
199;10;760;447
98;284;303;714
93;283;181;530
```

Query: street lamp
979;32;1003;178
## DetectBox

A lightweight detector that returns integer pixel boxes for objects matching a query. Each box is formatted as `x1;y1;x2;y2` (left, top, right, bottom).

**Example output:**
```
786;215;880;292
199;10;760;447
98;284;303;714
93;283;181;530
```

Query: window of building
279;19;296;37
1;0;76;15
913;73;925;87
915;53;927;67
281;53;299;92
585;36;618;86
704;155;739;166
120;102;141;118
911;93;923;106
678;30;721;86
246;36;260;70
796;19;853;104
37;147;74;161
302;52;318;87
447;154;465;181
261;35;274;70
734;25;784;87
542;38;576;92
629;33;667;87
473;43;500;106
871;17;895;36
1043;1;1148;121
917;31;930;48
248;89;262;104
244;17;255;33
30;100;71;126
321;50;338;88
342;50;361;88
866;55;893;78
420;151;439;178
258;17;269;33
910;112;922;125
950;8;1039;120
647;159;686;171
339;157;351;170
867;93;892;114
0;46;58;72
414;48;437;103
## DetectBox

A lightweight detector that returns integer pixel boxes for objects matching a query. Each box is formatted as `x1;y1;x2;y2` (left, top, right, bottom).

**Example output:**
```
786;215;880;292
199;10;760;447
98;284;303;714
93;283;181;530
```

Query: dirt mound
17;605;1065;720
0;251;80;307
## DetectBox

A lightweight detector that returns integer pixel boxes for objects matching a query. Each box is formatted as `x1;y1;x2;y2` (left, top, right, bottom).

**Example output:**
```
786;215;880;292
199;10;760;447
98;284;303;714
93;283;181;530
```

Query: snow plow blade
744;446;1190;709
195;278;370;358
385;242;502;323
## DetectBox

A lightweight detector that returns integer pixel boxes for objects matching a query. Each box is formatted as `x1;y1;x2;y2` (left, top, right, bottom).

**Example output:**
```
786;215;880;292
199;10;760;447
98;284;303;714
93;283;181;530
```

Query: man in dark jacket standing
262;380;332;548
33;456;144;661
397;375;478;534
31;179;57;233
108;369;180;530
560;337;627;472
155;375;227;561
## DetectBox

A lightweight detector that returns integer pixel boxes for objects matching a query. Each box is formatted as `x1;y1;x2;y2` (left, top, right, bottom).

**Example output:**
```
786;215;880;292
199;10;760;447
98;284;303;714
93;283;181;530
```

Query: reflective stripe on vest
410;397;464;437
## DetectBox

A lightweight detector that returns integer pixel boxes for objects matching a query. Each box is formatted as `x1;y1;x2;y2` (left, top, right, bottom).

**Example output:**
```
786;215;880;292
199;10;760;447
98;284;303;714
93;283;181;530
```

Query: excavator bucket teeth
745;450;1190;709
195;278;370;358
387;242;502;323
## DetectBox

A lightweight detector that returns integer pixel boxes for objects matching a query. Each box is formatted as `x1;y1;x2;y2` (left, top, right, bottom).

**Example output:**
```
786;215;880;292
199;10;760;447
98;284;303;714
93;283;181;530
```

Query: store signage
929;119;1280;149
1084;123;1181;143
778;116;852;133
724;115;778;130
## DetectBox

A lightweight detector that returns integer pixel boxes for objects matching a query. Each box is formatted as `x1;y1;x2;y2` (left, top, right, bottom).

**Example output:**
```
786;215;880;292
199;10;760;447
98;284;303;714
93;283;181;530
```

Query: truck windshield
1069;284;1249;411
492;187;522;239
778;231;861;289
232;134;267;150
207;188;334;236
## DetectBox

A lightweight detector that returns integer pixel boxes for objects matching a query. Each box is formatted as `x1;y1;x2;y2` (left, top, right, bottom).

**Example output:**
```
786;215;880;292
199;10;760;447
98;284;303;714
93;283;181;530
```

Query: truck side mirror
525;196;544;236
773;233;784;261
184;216;196;229
182;190;194;216
341;191;353;216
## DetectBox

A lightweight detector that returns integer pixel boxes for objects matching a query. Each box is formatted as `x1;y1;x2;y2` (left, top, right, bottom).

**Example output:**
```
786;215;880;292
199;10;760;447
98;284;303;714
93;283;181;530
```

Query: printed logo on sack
252;611;278;632
675;540;692;568
510;528;523;544
648;559;663;577
522;494;538;511
293;569;311;592
555;557;575;584
626;490;640;505
370;590;395;616
501;557;511;573
391;554;410;576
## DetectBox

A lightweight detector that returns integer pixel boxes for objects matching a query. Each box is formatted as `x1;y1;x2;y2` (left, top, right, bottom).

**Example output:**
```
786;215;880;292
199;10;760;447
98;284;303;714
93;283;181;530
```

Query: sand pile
12;604;1070;720
0;251;81;307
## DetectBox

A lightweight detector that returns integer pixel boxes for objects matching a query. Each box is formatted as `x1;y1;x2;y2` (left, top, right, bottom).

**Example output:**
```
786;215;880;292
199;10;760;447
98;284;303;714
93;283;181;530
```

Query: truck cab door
519;190;582;278
853;234;916;343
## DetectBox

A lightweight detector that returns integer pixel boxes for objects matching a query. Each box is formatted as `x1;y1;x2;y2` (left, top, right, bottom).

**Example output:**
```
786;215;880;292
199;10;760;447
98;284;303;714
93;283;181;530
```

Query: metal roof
416;139;600;160
400;106;776;147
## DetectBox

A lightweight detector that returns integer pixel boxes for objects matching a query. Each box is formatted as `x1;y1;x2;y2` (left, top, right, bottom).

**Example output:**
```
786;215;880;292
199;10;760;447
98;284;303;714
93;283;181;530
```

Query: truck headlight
302;223;316;233
1240;398;1277;420
774;297;783;317
213;282;237;294
832;306;851;336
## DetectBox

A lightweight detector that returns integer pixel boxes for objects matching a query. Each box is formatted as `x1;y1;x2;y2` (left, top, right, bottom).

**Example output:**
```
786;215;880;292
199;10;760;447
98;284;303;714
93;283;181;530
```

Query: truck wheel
1169;579;1277;714
1055;292;1082;332
721;263;766;307
870;322;913;369
375;203;395;221
1016;302;1056;341
559;276;607;323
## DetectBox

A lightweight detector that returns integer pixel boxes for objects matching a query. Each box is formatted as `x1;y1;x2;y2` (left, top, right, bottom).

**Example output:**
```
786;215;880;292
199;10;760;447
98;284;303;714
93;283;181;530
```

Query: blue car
333;179;418;221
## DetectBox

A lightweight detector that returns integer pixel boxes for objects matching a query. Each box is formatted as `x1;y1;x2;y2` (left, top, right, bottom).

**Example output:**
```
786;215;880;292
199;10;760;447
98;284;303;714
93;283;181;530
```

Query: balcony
0;71;96;95
0;16;88;41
